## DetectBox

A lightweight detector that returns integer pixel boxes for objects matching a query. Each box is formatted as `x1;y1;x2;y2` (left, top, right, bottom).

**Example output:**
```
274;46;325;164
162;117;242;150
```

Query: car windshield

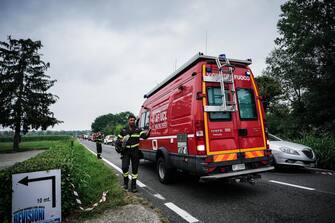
268;134;282;141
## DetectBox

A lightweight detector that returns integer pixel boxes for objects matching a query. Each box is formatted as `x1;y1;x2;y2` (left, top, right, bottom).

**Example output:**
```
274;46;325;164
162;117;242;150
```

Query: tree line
91;111;133;135
256;0;334;138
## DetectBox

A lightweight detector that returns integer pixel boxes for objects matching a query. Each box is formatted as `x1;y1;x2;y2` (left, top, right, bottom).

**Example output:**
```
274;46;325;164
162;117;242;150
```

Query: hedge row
0;139;124;222
0;135;71;142
295;136;335;170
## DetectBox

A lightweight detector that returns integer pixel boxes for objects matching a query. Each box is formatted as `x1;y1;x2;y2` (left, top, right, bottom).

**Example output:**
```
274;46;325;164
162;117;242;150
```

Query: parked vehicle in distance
268;134;316;168
104;135;116;145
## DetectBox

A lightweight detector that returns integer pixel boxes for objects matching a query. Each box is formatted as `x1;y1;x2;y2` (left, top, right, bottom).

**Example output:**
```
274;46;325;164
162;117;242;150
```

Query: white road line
269;180;315;191
165;202;199;223
82;143;147;188
153;193;166;200
136;180;146;188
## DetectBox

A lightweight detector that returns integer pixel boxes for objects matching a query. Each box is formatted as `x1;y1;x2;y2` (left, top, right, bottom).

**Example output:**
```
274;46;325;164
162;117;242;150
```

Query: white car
104;135;115;145
268;134;316;168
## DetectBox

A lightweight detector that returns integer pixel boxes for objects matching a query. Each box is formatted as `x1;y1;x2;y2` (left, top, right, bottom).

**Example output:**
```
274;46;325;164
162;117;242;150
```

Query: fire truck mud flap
200;166;274;181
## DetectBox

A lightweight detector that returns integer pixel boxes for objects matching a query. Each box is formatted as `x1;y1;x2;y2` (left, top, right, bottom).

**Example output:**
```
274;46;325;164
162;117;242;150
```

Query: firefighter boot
123;177;129;190
131;179;137;193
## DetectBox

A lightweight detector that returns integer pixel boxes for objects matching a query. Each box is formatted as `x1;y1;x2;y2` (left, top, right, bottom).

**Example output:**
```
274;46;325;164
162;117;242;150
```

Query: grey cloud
0;0;286;130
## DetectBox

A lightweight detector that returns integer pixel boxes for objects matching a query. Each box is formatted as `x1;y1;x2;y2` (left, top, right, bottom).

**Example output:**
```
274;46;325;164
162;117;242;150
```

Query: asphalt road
81;140;335;223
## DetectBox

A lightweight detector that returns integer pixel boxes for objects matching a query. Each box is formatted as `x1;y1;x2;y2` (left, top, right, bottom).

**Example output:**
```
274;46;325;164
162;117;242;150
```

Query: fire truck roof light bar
144;52;252;99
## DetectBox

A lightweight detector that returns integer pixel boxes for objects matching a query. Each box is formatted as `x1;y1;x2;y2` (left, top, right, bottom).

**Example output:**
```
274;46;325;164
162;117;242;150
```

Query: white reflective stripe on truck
143;134;195;140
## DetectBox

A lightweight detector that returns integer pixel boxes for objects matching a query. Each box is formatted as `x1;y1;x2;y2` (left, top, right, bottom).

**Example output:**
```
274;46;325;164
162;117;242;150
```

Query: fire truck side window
207;87;231;120
140;112;146;128
237;88;257;120
145;112;150;128
140;111;150;129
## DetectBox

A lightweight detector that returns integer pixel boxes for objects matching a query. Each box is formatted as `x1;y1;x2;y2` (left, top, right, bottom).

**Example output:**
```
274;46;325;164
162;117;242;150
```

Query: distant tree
0;36;61;151
91;111;133;134
264;0;335;136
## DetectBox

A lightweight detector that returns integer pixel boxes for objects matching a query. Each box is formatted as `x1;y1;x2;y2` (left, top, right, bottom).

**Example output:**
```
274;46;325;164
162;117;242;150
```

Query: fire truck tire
157;157;175;184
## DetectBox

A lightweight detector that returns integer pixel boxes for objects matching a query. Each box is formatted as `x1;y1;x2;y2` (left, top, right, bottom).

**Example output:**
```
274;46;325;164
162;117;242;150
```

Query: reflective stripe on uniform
118;134;123;139
131;134;140;138
131;173;138;179
126;143;139;148
140;131;147;137
123;172;129;177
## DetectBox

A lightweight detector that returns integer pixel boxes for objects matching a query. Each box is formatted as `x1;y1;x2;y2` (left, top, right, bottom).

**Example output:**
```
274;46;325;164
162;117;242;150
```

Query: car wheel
157;157;175;184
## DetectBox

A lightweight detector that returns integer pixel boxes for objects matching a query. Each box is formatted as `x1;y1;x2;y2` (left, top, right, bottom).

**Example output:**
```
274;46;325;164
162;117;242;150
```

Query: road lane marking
154;193;166;200
136;180;146;188
165;202;199;223
82;142;147;188
269;180;315;191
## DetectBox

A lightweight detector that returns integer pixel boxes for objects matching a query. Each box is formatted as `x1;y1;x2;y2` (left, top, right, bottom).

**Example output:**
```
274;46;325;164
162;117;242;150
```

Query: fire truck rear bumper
200;166;274;180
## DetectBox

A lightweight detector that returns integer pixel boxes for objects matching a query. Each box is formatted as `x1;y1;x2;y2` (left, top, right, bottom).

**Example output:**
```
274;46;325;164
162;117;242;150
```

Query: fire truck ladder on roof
203;55;237;112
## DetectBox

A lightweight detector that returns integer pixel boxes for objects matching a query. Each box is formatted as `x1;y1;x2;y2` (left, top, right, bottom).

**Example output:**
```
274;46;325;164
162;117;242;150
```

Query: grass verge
0;139;124;223
295;135;335;170
0;135;71;142
0;141;60;153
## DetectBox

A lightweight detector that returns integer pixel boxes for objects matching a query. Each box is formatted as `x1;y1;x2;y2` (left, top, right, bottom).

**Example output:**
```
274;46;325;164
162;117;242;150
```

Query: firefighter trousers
122;148;140;180
96;142;102;158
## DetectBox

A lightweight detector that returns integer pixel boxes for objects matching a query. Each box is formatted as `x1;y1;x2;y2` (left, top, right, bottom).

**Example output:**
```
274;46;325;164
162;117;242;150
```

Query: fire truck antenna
205;30;208;55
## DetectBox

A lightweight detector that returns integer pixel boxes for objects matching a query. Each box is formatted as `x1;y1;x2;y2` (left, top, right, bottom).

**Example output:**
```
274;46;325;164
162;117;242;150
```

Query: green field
0;138;124;222
0;140;59;153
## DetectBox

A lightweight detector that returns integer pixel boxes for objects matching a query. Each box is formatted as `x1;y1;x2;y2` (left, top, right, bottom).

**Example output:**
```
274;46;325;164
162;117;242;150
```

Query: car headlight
279;147;299;155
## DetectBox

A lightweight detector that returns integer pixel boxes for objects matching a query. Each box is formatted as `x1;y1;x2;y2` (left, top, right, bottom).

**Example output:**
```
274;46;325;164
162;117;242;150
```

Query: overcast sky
0;0;286;130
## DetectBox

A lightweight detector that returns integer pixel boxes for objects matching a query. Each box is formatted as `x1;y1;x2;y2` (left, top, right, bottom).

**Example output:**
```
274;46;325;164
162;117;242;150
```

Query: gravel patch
83;204;161;223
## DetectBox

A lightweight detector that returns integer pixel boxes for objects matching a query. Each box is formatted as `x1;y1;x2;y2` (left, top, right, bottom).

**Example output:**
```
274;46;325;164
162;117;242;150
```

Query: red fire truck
138;53;274;184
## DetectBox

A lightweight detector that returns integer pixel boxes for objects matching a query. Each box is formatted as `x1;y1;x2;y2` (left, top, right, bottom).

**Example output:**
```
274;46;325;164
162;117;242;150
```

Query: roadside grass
0;139;124;223
296;135;335;170
0;141;59;153
0;135;71;142
68;141;125;220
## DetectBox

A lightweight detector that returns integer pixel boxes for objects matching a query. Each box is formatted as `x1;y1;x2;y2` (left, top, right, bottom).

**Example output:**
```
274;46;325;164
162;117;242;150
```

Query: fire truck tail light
197;145;205;151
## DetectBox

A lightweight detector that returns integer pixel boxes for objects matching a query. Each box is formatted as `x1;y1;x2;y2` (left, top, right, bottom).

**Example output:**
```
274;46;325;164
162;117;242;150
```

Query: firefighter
116;114;150;192
95;132;104;159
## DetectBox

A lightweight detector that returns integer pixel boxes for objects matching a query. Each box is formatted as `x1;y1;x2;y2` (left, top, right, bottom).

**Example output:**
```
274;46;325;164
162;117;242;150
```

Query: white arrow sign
12;169;61;223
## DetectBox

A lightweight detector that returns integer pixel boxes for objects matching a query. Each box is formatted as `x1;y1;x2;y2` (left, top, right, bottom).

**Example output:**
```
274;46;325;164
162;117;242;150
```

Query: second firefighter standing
115;114;150;193
95;132;104;159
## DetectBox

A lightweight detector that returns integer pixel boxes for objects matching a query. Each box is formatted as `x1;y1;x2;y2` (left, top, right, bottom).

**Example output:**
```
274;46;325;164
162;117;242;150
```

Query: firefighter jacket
95;133;104;143
117;126;149;149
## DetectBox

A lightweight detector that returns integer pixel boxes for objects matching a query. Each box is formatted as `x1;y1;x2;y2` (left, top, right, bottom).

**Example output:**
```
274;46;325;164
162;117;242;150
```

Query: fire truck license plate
232;164;246;171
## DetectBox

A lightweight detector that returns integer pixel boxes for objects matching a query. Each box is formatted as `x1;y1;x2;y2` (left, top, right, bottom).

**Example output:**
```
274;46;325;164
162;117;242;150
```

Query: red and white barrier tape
70;183;109;211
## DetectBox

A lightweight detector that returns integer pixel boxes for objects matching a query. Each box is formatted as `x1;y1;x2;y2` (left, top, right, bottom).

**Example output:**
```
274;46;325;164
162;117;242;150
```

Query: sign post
12;169;61;223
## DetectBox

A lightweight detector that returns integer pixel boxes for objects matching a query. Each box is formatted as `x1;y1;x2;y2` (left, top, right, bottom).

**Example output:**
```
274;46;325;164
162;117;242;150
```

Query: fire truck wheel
157;157;175;184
